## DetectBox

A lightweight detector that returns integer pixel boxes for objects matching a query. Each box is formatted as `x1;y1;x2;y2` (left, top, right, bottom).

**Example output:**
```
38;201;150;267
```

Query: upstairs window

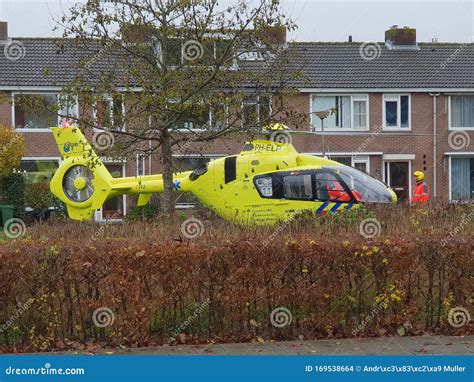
311;95;368;131
13;93;78;130
383;94;410;129
94;95;124;130
160;38;235;67
242;95;271;129
450;95;474;129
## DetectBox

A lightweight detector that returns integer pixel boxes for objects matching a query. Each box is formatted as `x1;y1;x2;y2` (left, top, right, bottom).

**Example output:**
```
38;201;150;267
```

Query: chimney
121;23;153;44
0;21;8;42
348;35;353;42
385;25;418;50
258;26;287;46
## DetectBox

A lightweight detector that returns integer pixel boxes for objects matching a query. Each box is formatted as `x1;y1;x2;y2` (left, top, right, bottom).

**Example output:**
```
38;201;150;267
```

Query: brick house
0;21;473;219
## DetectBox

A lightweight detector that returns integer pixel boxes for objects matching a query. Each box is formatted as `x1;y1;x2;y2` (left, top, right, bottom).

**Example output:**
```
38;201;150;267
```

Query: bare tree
49;0;303;215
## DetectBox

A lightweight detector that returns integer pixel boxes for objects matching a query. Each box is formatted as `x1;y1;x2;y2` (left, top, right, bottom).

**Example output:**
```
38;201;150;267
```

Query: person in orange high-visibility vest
411;171;430;204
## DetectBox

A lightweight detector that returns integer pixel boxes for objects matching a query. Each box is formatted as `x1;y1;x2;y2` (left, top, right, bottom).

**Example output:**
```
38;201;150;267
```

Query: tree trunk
160;130;175;217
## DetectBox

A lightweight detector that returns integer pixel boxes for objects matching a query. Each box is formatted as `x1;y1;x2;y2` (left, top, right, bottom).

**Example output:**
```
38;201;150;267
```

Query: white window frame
13;92;79;133
311;94;369;132
156;37;238;69
168;98;211;133
352;156;370;174
241;95;272;129
93;94;125;132
136;153;146;176
448;154;474;201
448;95;474;131
20;157;61;210
382;94;411;130
209;104;229;132
382;159;412;198
327;155;370;173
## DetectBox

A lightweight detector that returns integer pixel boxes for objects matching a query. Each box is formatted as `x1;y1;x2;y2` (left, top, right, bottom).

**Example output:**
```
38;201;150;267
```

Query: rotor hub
73;176;87;190
62;165;95;203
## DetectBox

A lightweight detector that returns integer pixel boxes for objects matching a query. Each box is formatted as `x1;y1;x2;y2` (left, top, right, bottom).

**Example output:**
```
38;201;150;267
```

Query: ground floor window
19;159;60;211
96;164;125;220
20;159;59;184
451;157;474;200
327;155;370;174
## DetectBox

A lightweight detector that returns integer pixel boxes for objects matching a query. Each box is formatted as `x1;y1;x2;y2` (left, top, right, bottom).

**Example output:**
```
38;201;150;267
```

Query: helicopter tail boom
50;127;191;220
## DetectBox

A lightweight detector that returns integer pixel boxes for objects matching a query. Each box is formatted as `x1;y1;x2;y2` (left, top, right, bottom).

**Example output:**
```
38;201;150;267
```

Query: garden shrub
0;220;471;352
0;173;26;217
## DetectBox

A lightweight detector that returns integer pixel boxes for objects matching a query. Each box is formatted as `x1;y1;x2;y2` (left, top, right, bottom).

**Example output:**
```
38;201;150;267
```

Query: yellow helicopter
49;125;397;225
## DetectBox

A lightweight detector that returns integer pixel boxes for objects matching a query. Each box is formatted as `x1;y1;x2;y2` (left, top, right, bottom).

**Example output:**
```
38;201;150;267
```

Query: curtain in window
451;158;471;200
451;96;474;128
339;96;351;128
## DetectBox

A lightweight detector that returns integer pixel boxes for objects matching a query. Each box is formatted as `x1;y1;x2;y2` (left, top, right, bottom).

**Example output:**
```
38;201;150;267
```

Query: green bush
125;204;159;221
24;183;53;210
0;173;26;217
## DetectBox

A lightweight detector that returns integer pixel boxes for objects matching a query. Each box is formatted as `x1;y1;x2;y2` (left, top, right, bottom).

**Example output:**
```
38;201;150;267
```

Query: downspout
429;92;440;198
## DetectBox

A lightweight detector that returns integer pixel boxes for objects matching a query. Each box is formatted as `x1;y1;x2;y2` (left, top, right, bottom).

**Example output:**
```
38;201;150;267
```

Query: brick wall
1;90;473;206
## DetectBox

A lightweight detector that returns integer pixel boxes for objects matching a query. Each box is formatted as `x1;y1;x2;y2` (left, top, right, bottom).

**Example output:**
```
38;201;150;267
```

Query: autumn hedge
0;206;472;352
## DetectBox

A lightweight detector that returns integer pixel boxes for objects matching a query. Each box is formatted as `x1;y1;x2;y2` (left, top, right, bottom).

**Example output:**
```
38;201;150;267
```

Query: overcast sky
0;0;472;42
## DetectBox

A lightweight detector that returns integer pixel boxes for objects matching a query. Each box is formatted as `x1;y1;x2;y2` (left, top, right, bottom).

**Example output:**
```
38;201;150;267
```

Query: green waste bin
0;205;14;227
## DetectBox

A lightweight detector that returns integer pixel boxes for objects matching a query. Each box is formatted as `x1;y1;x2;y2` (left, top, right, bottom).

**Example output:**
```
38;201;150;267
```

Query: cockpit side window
283;174;313;200
255;176;273;197
314;172;353;202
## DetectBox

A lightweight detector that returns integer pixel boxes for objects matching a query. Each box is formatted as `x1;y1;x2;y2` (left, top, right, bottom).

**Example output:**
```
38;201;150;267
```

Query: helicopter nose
389;188;398;203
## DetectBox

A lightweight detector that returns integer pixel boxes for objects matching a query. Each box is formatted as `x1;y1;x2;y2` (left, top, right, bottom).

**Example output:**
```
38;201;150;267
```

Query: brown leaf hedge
0;216;472;353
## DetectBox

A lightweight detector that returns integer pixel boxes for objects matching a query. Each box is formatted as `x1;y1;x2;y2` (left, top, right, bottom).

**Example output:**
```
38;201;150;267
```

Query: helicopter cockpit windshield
322;166;393;203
